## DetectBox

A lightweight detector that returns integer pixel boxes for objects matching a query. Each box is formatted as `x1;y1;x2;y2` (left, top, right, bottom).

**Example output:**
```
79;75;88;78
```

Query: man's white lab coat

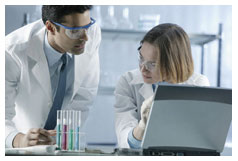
5;19;101;147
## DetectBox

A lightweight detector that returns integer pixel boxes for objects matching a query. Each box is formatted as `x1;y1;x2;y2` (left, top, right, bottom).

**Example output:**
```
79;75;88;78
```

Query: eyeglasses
52;17;96;40
138;46;157;72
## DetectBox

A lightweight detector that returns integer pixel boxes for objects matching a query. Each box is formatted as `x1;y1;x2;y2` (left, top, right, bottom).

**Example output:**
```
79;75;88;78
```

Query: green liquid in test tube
56;110;62;149
69;129;73;150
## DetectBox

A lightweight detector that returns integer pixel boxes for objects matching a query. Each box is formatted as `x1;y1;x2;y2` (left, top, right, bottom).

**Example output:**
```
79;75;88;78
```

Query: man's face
51;11;91;55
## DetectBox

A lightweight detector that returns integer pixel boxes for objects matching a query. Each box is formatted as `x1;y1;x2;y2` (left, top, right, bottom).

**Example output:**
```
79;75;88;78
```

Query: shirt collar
44;32;72;67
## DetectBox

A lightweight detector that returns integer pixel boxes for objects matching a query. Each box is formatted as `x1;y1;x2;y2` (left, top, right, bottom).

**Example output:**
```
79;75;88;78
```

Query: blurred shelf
189;34;221;46
102;28;146;35
101;28;146;40
98;86;115;95
101;28;221;46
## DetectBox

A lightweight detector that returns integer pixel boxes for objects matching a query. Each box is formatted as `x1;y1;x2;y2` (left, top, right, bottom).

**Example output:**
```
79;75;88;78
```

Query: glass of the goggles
52;17;96;40
138;57;157;71
138;47;156;71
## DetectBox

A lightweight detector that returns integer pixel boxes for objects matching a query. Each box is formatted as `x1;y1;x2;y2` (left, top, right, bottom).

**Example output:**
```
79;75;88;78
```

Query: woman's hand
138;95;154;130
133;95;154;140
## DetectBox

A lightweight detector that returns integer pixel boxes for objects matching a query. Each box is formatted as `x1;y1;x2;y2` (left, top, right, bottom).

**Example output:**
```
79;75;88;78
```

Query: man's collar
44;31;72;67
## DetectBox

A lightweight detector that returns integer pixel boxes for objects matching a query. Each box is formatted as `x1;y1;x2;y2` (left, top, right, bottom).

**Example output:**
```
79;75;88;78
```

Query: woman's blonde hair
141;23;194;83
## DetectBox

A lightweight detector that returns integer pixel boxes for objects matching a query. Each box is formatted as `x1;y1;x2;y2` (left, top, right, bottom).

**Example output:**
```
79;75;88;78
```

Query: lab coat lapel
28;28;52;100
139;83;154;100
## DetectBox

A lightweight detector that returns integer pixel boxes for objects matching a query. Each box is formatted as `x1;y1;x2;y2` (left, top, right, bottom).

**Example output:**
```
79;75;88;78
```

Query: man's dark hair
42;5;92;30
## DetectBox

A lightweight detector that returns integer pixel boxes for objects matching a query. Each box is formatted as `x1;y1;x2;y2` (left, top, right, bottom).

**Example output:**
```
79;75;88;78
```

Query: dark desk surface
5;144;231;156
5;145;142;156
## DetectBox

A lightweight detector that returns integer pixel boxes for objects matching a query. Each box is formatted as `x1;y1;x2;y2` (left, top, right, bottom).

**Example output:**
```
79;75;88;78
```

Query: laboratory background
5;5;232;155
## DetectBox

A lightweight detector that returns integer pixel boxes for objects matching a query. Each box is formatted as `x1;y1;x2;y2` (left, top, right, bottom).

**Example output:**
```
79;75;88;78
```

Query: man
5;5;101;148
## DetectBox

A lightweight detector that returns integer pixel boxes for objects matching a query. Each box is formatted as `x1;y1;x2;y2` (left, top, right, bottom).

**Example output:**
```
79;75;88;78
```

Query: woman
114;23;210;149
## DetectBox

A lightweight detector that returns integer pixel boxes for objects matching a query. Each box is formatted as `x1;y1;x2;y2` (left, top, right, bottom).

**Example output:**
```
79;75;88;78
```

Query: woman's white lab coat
5;19;101;147
114;69;210;148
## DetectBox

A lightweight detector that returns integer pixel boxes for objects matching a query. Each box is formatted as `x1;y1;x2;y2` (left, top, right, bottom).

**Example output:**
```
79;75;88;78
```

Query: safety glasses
138;46;157;72
52;17;96;40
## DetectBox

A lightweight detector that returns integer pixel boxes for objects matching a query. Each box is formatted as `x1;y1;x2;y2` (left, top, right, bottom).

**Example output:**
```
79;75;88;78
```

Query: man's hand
13;128;56;148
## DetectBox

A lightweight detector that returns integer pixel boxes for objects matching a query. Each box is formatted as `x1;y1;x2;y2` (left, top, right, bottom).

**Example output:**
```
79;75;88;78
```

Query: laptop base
143;147;220;156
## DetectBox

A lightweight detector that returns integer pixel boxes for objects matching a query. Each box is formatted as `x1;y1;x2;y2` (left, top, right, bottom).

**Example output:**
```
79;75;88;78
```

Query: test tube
62;110;68;150
56;110;62;149
68;110;74;150
74;111;81;151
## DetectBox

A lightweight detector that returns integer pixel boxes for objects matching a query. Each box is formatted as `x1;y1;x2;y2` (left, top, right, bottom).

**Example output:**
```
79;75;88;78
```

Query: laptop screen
142;85;232;153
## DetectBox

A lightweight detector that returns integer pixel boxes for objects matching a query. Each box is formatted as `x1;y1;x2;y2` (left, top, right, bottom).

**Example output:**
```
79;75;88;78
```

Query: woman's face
139;42;160;84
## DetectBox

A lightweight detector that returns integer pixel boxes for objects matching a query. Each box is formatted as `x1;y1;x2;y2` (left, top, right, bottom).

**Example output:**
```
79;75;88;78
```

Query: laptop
142;85;232;156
